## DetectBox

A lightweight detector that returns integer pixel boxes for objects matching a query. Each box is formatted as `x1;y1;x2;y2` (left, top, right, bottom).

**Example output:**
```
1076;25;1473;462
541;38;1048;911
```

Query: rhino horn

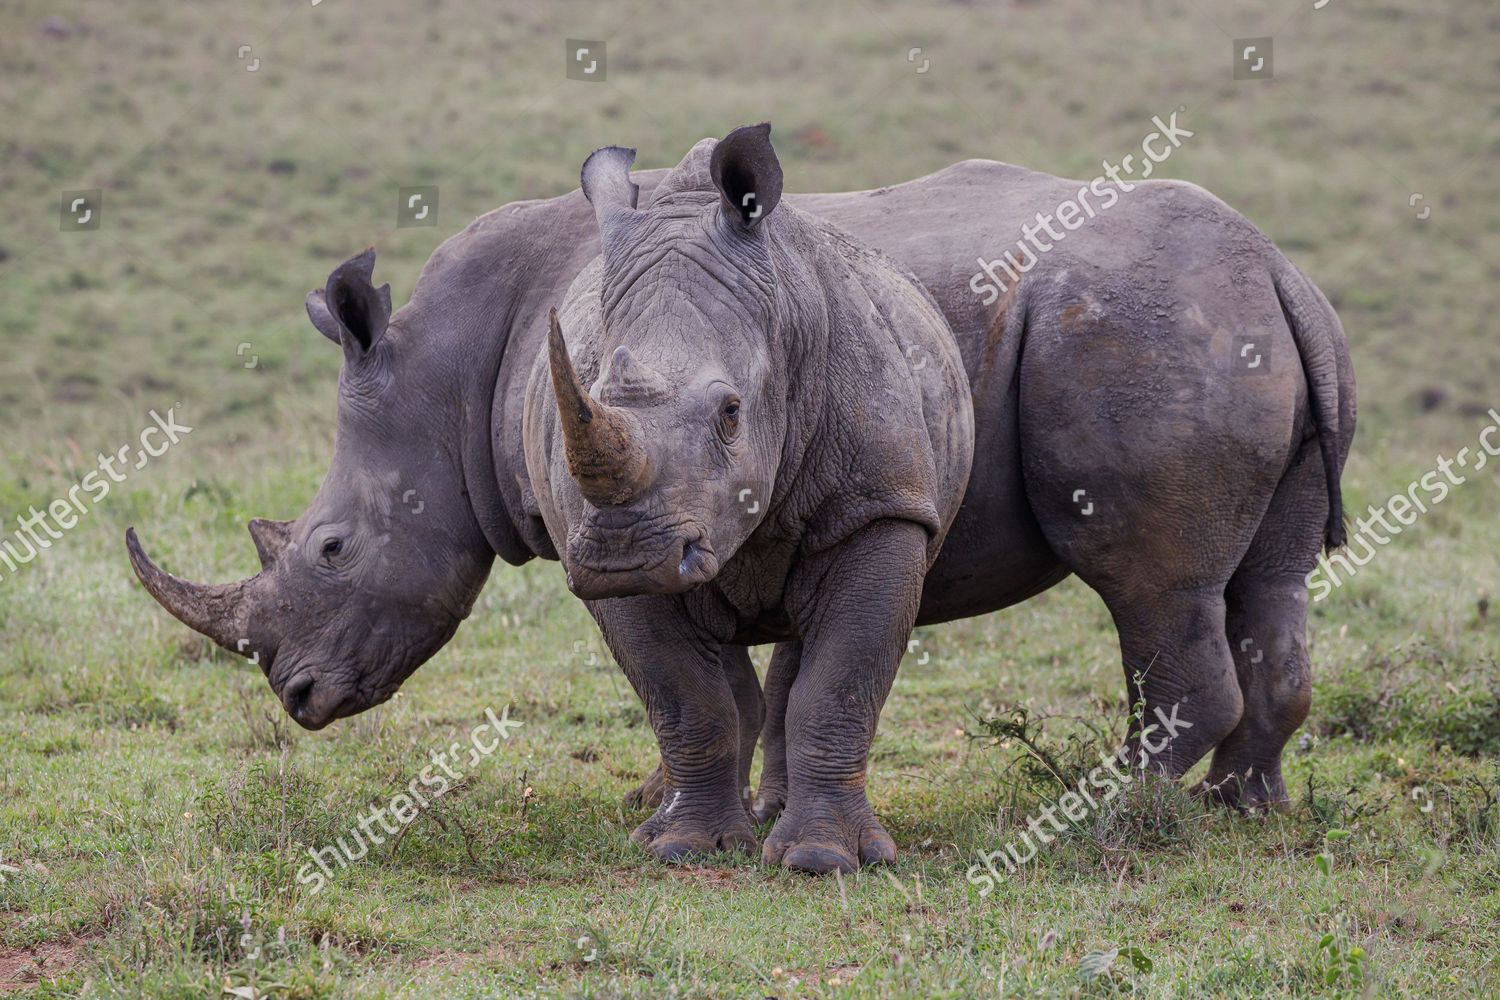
546;308;653;507
600;344;672;403
126;527;258;656
248;518;294;570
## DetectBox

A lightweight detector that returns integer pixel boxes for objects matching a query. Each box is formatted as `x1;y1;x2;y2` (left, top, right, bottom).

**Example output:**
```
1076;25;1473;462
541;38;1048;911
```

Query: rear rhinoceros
128;123;1354;876
523;127;974;871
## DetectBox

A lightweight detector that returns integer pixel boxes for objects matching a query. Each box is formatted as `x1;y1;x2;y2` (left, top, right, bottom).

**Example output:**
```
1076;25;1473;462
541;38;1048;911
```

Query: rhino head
128;249;494;729
527;124;793;600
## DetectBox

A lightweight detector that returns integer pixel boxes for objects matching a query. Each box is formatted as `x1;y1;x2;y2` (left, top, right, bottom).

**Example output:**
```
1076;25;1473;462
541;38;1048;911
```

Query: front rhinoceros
522;125;974;872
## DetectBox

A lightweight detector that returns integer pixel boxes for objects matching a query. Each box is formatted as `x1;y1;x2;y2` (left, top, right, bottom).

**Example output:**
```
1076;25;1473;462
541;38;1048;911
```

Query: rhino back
794;160;1299;621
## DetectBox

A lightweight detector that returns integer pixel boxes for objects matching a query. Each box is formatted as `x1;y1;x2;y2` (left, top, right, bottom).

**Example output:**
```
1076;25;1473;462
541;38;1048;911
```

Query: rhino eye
719;399;741;440
322;537;343;557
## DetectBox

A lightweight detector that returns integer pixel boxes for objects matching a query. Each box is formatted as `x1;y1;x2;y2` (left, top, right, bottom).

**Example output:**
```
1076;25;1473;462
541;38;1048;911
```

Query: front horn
126;527;259;657
546;308;653;507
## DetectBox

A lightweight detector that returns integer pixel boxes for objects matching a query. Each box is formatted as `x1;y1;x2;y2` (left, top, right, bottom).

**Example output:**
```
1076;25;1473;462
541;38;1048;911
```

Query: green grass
2;0;1499;995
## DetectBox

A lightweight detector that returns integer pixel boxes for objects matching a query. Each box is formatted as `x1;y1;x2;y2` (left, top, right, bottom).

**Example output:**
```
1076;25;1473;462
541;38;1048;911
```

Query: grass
1;0;1498;995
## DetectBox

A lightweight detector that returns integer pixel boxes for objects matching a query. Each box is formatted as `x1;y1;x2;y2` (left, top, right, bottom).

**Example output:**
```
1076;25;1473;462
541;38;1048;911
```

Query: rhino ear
580;145;639;236
306;248;392;355
710;123;782;230
305;288;341;345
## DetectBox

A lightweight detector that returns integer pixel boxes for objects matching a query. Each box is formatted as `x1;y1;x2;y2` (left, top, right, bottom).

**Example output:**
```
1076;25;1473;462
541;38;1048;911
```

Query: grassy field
2;0;1498;995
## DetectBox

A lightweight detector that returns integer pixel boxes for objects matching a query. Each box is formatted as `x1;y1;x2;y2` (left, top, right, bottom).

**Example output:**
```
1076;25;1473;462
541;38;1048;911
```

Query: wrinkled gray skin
523;126;975;872
129;127;1353;874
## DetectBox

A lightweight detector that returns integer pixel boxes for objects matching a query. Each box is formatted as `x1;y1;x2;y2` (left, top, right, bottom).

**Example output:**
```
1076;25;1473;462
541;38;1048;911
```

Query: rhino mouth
269;664;348;730
565;528;719;599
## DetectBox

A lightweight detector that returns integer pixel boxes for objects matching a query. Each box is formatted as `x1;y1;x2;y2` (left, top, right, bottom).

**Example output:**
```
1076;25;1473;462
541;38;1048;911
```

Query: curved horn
546;308;652;507
125;527;257;655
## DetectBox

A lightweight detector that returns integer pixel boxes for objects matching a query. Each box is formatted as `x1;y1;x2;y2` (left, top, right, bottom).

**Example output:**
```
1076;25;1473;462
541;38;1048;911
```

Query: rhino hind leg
1014;296;1324;783
1019;422;1263;777
1200;441;1328;810
1103;588;1245;778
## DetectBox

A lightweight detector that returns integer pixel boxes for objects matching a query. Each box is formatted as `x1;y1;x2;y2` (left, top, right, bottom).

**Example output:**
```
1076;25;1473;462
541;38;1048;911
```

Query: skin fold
128;124;1354;874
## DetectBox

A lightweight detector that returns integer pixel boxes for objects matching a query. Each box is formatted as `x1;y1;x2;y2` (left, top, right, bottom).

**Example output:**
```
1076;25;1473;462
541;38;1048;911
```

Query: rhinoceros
522;128;975;870
128;124;1353;875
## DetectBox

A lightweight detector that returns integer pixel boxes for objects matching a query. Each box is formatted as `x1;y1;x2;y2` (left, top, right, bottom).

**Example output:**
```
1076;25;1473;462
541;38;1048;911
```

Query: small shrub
1313;644;1500;756
1299;768;1383;831
196;750;323;857
1091;770;1201;857
973;702;1205;868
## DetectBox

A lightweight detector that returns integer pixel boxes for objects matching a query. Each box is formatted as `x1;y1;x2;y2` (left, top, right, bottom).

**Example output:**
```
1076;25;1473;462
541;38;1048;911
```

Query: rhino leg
594;599;758;861
751;642;800;824
721;645;765;816
626;645;762;814
1104;588;1244;776
1201;442;1327;810
624;764;667;810
1019;423;1254;774
764;519;927;875
1015;295;1320;777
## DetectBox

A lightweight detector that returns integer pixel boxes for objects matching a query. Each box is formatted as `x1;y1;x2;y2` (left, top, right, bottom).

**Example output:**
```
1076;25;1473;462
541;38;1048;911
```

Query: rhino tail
1274;264;1352;551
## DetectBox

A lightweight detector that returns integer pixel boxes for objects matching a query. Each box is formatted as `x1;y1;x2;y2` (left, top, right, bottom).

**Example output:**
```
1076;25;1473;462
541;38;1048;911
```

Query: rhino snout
564;528;718;599
278;669;357;730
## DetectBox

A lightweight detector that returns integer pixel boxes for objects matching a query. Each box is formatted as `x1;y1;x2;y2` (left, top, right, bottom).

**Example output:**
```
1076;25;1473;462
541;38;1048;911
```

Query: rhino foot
624;762;668;810
629;785;758;862
1195;769;1291;814
762;794;895;875
750;784;786;825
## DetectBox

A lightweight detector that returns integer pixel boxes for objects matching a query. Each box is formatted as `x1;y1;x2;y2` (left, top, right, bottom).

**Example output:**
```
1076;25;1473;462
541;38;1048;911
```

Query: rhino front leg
764;519;928;875
626;644;763;814
593;598;757;861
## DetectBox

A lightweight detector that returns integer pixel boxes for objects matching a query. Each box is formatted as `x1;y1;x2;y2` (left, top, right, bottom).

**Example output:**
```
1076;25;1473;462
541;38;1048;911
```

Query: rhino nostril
678;536;716;583
284;673;316;720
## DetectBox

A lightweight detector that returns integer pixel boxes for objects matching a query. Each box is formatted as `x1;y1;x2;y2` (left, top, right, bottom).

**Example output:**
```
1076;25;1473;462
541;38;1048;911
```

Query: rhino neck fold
456;309;536;567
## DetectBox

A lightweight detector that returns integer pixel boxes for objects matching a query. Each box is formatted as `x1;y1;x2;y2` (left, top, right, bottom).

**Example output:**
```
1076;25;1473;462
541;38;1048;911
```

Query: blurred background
1;1;1496;996
5;0;1496;453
